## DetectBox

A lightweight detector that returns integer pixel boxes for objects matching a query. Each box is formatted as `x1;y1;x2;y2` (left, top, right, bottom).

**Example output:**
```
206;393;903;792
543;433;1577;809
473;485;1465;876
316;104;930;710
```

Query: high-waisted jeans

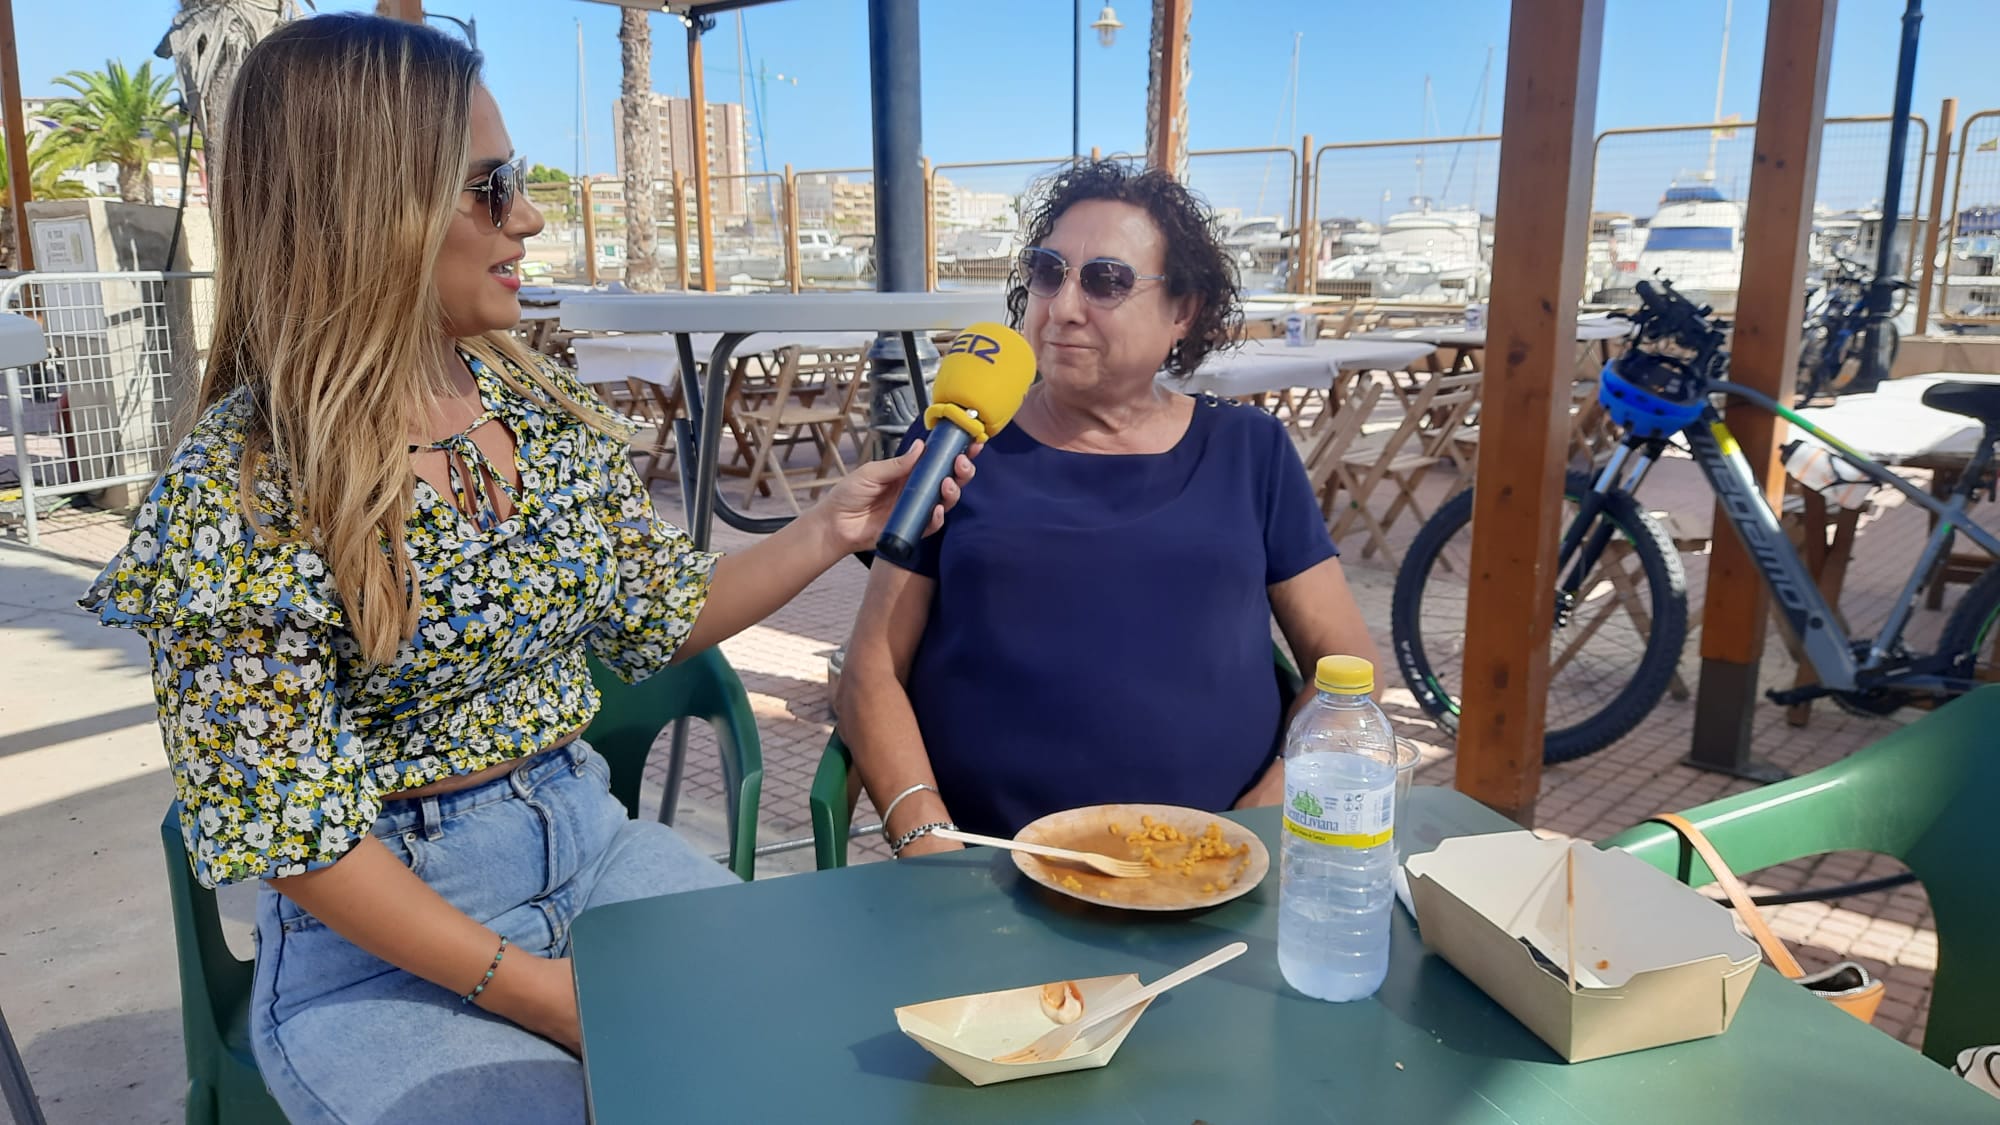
248;739;736;1124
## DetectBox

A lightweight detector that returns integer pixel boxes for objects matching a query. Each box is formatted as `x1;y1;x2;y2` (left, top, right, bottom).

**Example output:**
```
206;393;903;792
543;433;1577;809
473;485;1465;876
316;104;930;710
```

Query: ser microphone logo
944;332;1001;363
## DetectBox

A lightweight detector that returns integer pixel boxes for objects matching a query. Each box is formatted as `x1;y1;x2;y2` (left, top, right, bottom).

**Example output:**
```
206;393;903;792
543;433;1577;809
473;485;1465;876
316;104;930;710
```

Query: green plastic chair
1600;684;2000;1067
583;648;765;883
160;650;763;1124
811;645;1305;869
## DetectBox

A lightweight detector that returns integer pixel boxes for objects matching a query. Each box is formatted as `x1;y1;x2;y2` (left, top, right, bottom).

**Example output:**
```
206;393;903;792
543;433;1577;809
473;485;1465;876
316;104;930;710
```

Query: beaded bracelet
462;935;510;1005
877;783;938;844
889;820;955;857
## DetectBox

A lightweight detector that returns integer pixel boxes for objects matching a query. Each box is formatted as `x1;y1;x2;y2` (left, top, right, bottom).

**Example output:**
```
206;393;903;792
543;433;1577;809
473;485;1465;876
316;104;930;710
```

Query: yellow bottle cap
1314;654;1375;695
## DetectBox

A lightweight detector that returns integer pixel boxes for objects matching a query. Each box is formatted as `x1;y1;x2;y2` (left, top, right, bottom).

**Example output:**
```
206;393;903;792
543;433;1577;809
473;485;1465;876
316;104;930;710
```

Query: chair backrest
1600;684;2000;1066
1413;372;1483;458
583;649;764;881
1301;378;1384;498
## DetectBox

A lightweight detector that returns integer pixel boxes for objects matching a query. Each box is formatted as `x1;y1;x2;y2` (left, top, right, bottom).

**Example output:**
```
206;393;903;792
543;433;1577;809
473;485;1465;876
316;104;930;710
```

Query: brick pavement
10;425;1976;1054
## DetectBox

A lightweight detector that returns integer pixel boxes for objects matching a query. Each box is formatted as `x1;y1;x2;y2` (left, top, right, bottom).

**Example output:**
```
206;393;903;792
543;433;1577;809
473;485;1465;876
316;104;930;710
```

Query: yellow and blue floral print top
81;353;718;889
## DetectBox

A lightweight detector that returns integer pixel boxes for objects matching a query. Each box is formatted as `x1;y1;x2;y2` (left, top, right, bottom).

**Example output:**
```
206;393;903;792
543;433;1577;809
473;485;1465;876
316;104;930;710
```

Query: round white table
1162;338;1439;397
1357;315;1636;349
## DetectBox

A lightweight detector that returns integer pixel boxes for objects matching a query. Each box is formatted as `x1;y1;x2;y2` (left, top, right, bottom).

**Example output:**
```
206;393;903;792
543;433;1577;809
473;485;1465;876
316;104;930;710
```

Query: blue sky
18;1;1998;218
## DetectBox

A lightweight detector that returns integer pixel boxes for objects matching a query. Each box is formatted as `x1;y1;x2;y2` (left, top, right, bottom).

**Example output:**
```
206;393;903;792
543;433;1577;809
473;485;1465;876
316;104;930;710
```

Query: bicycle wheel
1391;471;1690;763
1934;562;2000;690
1796;319;1834;403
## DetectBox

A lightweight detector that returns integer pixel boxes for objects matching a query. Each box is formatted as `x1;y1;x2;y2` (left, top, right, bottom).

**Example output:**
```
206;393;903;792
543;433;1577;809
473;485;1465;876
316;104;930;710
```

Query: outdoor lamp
1091;5;1122;48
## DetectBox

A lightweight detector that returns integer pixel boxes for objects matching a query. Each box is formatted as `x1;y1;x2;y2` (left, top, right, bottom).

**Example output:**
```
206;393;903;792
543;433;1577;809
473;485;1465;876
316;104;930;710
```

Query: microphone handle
874;422;975;566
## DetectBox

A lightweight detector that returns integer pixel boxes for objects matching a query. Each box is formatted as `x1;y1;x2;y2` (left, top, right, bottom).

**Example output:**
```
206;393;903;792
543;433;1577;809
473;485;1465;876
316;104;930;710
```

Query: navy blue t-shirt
886;395;1338;836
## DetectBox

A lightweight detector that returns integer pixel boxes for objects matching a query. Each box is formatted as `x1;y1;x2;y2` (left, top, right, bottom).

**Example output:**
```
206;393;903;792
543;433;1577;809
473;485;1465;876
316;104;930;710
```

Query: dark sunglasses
1018;246;1166;308
465;156;526;228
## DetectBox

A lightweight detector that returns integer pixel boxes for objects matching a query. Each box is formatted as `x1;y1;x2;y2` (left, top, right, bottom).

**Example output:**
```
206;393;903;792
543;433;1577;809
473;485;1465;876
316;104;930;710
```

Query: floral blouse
81;352;717;888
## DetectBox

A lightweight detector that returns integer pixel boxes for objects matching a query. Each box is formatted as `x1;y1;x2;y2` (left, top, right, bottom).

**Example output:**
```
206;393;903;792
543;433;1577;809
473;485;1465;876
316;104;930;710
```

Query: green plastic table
572;788;1995;1123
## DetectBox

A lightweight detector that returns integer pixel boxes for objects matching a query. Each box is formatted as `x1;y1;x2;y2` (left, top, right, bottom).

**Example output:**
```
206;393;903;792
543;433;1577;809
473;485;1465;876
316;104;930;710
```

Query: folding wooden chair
1297;373;1383;521
738;345;870;512
1330;373;1482;564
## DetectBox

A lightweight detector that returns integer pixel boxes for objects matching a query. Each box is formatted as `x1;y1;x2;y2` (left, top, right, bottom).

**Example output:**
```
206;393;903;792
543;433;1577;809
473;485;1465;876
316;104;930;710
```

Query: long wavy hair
203;13;616;663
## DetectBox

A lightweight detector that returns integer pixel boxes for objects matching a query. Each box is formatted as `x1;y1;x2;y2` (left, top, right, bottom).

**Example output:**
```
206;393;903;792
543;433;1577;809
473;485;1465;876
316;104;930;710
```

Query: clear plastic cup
1392;738;1422;857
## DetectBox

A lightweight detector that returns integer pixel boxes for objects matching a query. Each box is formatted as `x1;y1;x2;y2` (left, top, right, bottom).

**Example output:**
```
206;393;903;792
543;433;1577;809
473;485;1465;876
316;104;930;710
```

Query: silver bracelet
877;783;937;842
889;821;955;857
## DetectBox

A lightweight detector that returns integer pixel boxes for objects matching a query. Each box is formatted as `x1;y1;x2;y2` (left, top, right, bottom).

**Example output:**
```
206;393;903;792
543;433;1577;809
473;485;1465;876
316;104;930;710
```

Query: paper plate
894;972;1153;1086
1009;804;1270;912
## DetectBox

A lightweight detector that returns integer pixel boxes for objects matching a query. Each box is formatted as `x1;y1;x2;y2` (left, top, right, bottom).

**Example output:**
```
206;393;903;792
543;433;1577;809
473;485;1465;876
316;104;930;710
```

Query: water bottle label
1284;779;1395;848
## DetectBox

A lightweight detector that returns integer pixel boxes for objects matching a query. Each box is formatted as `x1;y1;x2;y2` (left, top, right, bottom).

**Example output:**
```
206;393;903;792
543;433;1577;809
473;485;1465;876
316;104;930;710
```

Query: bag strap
1645;813;1806;980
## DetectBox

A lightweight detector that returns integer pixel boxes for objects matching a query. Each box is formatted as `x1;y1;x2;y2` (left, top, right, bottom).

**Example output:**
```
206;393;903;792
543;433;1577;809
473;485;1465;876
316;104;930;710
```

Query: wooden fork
993;942;1249;1064
929;828;1153;879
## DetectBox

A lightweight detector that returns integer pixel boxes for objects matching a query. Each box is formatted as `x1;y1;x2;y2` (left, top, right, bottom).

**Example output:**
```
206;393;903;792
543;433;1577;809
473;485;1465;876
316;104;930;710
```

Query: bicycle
1795;255;1907;405
1392;278;2000;764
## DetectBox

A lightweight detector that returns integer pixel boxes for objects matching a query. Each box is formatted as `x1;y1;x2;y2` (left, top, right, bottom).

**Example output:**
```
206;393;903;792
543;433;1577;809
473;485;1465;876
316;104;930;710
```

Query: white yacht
1317;202;1488;301
1632;180;1745;307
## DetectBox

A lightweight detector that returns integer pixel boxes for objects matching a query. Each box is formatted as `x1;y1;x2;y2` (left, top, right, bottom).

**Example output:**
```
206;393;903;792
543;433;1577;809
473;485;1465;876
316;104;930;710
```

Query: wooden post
581;177;599;286
1914;97;1958;335
1090;146;1101;162
783;164;801;293
1145;0;1191;176
377;0;423;20
1296;133;1315;295
671;169;690;290
686;19;716;292
0;0;34;270
1688;0;1837;781
1453;0;1605;824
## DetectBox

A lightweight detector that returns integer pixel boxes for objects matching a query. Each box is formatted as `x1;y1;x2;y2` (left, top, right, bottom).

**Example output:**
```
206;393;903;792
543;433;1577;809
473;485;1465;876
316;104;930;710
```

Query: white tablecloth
1163;338;1438;397
1793;373;2000;465
1357;315;1634;349
568;331;879;386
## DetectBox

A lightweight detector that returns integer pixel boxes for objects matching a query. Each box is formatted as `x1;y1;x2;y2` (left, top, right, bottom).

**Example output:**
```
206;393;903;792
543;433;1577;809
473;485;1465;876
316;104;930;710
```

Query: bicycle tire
1796;318;1835;403
1391;471;1690;764
1934;561;2000;689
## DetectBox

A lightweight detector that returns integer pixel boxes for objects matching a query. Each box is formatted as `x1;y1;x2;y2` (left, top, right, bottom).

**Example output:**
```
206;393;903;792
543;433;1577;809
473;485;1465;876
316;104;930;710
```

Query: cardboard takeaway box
1404;831;1760;1063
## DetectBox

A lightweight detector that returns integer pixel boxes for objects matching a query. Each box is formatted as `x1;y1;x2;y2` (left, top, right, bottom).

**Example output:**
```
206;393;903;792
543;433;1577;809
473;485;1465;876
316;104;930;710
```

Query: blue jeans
248;739;736;1124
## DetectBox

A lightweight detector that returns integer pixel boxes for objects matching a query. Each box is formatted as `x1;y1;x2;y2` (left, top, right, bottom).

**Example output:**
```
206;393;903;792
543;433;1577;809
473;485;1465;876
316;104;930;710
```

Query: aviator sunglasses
1018;246;1166;308
466;156;527;228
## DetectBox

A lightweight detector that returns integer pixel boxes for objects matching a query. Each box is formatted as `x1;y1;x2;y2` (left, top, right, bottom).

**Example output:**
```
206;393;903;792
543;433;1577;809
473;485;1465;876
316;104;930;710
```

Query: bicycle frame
1579;380;2000;694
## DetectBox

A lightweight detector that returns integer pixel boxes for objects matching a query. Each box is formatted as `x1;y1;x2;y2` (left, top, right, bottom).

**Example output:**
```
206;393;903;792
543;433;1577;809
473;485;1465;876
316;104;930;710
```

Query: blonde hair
204;13;617;663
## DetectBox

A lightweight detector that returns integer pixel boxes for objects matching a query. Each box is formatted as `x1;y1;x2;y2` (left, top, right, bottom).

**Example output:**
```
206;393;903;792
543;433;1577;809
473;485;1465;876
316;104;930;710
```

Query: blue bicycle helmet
1598;350;1708;439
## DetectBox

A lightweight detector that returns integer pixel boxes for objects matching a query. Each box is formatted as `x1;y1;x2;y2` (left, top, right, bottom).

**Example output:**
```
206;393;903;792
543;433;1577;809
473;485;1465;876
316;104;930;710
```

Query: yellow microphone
875;322;1035;565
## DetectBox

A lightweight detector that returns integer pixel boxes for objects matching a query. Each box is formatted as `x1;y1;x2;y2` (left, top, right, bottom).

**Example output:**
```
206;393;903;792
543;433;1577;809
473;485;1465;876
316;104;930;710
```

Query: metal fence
1311;134;1500;304
927;156;1078;294
1942;109;2000;323
1;271;215;546
1184;146;1303;292
1589;115;1929;311
791;166;875;292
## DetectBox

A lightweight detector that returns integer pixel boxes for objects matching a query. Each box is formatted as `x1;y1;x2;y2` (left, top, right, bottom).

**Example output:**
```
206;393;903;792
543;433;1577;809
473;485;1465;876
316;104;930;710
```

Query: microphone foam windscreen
925;322;1036;440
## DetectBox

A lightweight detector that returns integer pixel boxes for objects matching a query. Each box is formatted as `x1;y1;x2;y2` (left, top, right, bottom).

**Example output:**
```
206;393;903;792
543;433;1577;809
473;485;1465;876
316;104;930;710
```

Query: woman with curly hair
838;160;1377;858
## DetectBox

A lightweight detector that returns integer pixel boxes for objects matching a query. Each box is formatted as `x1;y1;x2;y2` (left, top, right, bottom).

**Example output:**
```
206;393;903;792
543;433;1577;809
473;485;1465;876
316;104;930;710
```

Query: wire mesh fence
1310;135;1500;304
1;271;215;546
792;167;876;291
1184;146;1302;293
1942;110;2000;324
1588;115;1929;311
928;157;1076;293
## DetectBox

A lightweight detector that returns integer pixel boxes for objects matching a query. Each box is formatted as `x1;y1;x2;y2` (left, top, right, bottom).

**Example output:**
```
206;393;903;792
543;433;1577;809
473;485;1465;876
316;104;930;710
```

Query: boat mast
1255;31;1302;219
1705;0;1733;181
576;19;587;272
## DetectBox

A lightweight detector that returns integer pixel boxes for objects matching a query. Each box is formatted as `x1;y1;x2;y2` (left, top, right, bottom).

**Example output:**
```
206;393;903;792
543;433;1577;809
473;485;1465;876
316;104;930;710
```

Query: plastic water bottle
1278;655;1398;1002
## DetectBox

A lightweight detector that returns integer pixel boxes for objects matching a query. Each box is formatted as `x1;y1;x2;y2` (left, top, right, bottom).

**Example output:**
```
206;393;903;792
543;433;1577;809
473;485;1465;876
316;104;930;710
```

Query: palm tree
0;133;92;268
46;60;186;205
159;1;307;163
619;9;664;291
